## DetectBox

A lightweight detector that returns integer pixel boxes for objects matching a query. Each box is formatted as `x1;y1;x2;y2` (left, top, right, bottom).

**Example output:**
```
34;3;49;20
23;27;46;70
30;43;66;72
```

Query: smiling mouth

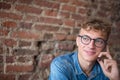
84;50;96;56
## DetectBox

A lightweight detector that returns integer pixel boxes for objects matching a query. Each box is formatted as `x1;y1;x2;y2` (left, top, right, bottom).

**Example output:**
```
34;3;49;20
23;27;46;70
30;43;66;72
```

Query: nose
88;40;95;48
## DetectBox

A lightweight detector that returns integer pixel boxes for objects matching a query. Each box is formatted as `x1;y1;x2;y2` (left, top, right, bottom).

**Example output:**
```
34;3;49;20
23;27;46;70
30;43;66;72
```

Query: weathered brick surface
0;29;9;36
6;56;15;63
0;55;3;63
0;46;4;54
0;74;15;80
0;2;11;9
6;64;34;72
0;0;120;80
15;4;42;15
34;0;60;9
0;11;22;20
11;31;39;40
0;64;4;73
2;21;17;28
19;40;31;47
18;74;31;80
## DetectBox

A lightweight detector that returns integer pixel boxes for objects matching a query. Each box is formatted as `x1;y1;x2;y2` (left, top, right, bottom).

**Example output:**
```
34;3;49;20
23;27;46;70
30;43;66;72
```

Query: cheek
78;42;86;51
96;48;104;55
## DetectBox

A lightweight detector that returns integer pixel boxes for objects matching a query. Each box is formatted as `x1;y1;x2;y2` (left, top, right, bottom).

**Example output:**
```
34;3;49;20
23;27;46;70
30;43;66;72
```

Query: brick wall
0;0;120;80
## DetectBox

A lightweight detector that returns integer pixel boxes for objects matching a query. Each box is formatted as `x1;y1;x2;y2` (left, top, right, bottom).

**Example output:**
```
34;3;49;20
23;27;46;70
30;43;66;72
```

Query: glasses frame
78;35;107;48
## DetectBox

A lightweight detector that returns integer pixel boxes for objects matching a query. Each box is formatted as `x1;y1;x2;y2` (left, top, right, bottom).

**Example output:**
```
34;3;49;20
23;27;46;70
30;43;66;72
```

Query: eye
82;36;90;42
95;39;104;45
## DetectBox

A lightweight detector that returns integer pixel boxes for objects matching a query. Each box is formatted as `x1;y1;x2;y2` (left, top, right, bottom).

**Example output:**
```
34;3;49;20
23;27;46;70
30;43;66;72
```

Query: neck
78;54;95;76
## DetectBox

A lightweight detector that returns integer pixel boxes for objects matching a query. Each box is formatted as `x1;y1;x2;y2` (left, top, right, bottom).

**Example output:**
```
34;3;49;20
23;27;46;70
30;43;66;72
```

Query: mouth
84;50;96;56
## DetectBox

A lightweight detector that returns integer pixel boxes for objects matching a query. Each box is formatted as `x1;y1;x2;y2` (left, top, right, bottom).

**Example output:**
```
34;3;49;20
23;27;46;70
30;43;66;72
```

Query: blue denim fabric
49;51;109;80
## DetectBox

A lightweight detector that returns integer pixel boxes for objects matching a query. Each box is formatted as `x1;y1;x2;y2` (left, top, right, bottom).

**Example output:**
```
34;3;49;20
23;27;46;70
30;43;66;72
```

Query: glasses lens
81;36;90;45
95;39;105;47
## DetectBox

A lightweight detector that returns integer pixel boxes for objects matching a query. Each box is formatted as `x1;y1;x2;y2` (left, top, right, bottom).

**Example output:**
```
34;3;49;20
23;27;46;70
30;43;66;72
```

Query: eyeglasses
78;35;107;48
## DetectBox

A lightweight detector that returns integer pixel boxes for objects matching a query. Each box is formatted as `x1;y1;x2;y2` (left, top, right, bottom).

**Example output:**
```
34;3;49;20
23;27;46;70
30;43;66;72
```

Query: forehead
79;28;107;39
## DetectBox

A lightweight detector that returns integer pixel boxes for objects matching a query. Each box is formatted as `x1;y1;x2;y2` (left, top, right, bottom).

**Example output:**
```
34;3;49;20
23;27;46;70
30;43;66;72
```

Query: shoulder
50;52;76;72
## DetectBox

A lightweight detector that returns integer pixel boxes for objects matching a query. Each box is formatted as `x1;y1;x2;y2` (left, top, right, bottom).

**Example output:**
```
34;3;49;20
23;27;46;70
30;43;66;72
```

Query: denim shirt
49;51;109;80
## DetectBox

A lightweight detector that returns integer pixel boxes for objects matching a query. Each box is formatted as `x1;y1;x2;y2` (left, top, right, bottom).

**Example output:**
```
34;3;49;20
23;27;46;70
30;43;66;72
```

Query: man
49;18;119;80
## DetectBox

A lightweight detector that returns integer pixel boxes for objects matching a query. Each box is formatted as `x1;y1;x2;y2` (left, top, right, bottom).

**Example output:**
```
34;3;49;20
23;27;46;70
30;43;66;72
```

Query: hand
97;46;120;80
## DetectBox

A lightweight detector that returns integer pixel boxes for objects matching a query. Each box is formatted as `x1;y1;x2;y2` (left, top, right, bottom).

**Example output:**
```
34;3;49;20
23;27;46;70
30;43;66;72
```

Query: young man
49;18;120;80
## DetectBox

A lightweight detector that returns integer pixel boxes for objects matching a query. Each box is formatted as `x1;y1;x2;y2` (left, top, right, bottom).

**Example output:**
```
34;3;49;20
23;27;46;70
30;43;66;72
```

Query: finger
98;59;106;72
98;52;112;59
104;59;112;71
98;59;111;76
106;46;112;59
105;62;112;70
106;45;110;53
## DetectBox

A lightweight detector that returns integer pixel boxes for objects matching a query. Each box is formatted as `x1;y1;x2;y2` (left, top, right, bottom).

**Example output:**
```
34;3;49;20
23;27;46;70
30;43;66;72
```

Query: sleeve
48;58;72;80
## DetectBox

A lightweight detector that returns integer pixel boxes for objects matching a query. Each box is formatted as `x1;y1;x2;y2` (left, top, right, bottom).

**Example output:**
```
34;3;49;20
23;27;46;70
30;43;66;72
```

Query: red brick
6;64;34;72
97;11;108;17
59;12;70;18
109;39;120;45
0;11;22;20
0;64;4;72
4;0;16;3
66;35;76;41
0;46;3;54
71;0;88;7
44;9;58;17
19;22;33;29
17;56;33;63
0;29;9;36
61;4;76;13
0;2;11;9
18;0;33;4
116;21;120;27
3;39;17;47
24;15;39;22
15;4;42;15
11;31;39;40
0;55;3;63
78;8;87;14
19;40;31;47
57;0;69;3
39;54;54;68
18;74;31;80
0;74;15;80
54;33;67;41
2;21;17;28
64;19;75;27
72;14;86;21
58;42;75;51
34;0;60;9
39;17;63;25
6;56;15;63
34;24;59;32
73;28;80;35
60;27;71;34
13;49;38;56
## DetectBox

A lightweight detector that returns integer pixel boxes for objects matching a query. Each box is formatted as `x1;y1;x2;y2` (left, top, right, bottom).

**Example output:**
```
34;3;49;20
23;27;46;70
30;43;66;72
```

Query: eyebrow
78;35;107;41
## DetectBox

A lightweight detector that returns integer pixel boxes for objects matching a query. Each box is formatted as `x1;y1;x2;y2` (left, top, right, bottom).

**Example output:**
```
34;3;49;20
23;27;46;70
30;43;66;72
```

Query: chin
84;57;96;62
